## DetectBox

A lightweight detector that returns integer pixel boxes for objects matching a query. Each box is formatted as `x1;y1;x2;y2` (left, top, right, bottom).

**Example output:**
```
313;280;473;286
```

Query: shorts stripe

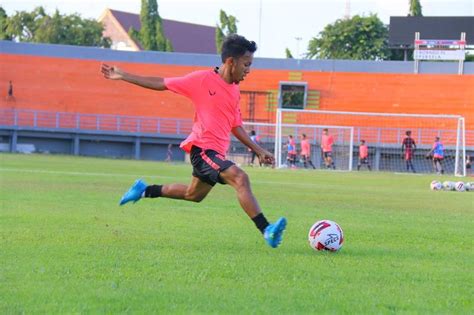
200;151;220;170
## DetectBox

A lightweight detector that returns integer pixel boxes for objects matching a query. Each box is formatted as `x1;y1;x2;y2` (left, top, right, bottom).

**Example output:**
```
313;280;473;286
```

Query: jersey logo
208;90;216;96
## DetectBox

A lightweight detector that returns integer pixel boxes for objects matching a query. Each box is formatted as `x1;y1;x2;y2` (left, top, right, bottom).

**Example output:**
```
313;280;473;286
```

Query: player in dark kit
101;34;286;248
402;130;417;173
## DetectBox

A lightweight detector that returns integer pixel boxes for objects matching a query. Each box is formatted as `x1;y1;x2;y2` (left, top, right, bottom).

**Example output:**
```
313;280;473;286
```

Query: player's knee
192;195;205;202
234;170;250;189
185;191;206;202
186;194;205;202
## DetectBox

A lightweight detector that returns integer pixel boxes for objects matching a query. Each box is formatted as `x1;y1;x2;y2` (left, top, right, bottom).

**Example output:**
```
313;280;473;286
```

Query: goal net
275;109;466;176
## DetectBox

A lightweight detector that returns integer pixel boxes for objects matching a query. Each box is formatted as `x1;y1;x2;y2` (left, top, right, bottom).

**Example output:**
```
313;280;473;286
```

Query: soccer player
287;135;297;168
248;130;260;166
165;143;173;162
357;140;371;171
401;130;416;173
466;155;472;175
101;34;286;248
426;136;444;175
300;133;315;169
321;128;335;169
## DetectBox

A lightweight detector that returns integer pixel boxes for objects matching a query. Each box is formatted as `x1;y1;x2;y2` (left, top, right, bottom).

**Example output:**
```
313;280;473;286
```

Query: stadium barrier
1;108;472;175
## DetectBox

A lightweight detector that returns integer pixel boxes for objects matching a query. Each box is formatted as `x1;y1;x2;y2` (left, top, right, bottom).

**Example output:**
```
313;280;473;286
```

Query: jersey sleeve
232;106;243;128
164;71;204;99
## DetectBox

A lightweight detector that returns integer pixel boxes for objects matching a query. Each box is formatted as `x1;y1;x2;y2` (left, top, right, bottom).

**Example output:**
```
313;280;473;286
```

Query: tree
0;7;11;40
0;6;110;47
135;0;172;51
215;10;238;53
285;48;294;59
408;0;423;16
307;14;389;60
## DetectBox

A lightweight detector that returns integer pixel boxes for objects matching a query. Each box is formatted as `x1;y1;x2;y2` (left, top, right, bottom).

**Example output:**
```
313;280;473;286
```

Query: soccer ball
443;181;455;191
430;180;442;191
308;220;344;252
455;181;466;192
465;182;472;191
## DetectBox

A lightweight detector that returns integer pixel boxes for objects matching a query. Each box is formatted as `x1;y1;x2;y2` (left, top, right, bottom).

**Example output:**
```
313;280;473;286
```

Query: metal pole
461;117;466;177
348;127;354;171
458;32;465;75
454;118;461;176
274;109;281;167
258;0;263;57
414;32;420;74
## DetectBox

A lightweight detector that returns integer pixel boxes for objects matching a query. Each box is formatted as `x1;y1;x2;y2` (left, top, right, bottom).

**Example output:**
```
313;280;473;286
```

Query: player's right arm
101;64;167;91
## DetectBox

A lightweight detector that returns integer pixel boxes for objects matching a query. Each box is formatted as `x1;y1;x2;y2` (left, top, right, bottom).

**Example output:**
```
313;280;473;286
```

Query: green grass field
1;153;473;314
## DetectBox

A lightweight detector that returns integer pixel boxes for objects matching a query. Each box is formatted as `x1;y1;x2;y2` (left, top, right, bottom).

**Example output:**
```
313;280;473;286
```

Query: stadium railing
0;108;193;136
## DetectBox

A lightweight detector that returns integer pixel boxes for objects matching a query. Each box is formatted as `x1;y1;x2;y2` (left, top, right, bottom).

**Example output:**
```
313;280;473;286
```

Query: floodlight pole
258;0;263;57
295;37;302;59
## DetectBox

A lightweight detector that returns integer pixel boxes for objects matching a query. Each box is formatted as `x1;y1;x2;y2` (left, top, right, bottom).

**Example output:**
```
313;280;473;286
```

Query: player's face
231;51;254;84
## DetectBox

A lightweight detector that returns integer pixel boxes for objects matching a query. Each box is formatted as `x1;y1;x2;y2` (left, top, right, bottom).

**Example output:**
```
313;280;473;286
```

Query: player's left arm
232;126;274;165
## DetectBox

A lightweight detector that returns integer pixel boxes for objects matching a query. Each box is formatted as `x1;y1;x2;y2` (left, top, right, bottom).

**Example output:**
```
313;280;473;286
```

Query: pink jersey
359;144;368;158
301;139;310;156
321;135;334;152
165;69;242;156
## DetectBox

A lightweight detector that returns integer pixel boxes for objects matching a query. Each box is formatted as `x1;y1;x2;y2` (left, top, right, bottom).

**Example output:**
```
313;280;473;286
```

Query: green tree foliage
285;48;294;59
136;0;172;52
216;10;238;53
0;7;11;40
307;14;389;60
409;0;423;16
0;6;110;47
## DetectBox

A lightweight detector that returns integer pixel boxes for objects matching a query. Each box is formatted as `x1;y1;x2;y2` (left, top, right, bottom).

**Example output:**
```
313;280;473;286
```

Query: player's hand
257;149;274;166
101;63;124;80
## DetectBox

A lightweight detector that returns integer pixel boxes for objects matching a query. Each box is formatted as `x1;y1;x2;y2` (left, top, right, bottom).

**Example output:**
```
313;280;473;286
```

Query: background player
300;133;315;169
402;130;416;173
357;139;371;171
321;128;335;169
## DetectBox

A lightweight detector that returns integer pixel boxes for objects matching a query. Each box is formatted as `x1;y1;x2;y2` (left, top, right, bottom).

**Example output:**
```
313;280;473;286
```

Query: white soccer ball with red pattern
455;181;466;192
308;220;344;252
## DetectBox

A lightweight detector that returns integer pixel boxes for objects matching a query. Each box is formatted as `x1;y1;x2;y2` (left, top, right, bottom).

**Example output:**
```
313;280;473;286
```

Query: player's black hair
221;34;257;63
250;130;256;136
406;130;412;136
361;139;366;143
302;133;306;138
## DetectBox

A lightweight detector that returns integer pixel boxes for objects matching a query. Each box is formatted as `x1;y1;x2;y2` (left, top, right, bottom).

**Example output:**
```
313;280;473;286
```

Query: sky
1;0;472;58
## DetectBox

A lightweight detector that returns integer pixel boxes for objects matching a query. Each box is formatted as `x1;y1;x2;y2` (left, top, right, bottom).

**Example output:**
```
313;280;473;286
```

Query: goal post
275;109;466;176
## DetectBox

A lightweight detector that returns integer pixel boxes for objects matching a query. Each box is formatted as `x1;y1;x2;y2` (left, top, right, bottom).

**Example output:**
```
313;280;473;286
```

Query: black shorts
323;151;332;158
359;157;369;164
190;146;234;186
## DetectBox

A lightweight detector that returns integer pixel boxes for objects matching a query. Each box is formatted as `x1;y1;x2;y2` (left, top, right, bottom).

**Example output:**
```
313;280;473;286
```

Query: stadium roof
389;16;474;47
101;9;217;54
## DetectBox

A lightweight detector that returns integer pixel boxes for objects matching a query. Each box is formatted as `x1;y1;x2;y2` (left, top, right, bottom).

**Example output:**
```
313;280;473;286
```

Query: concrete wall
1;41;473;129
